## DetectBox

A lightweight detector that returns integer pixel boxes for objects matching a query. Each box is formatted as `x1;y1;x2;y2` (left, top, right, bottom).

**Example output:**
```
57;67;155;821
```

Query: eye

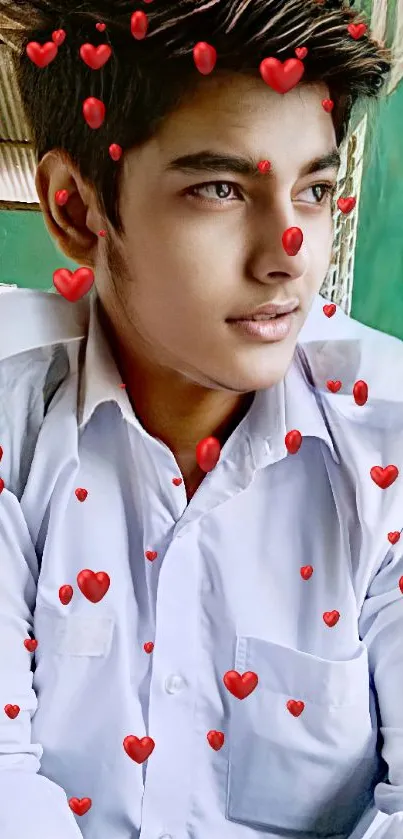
301;183;337;204
185;181;243;204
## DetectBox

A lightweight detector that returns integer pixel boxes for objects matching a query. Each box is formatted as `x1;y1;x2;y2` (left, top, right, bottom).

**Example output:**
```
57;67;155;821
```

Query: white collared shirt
0;288;403;839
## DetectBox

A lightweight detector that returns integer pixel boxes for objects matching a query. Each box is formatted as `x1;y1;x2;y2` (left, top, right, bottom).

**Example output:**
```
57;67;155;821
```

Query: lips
228;299;299;321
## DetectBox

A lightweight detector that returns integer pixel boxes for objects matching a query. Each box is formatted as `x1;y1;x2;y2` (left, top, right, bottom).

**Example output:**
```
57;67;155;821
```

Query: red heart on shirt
172;477;183;486
323;304;336;318
223;670;258;699
353;380;368;406
388;531;401;545
145;551;158;562
77;569;110;603
0;445;3;460
123;735;155;763
399;576;403;594
4;704;20;719
196;436;221;472
68;797;92;816
75;488;88;502
144;642;154;654
326;380;342;393
323;610;340;627
0;478;4;493
285;430;302;454
300;565;313;580
286;699;305;717
207;730;225;750
370;465;399;489
260;57;305;94
59;584;74;605
53;267;95;301
24;639;38;652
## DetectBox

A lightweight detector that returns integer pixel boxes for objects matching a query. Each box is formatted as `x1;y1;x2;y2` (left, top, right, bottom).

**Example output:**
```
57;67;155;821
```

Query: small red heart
68;798;92;816
326;380;342;393
285;429;302;454
83;96;106;129
145;550;158;562
52;29;66;47
193;42;217;75
399;576;403;594
4;704;20;719
196;437;221;472
260;57;305;94
0;478;4;494
109;143;123;161
130;11;148;40
286;699;305;717
347;22;367;39
353;380;368;406
172;477;183;486
0;446;3;460
144;642;154;654
98;229;107;237
207;730;225;751
77;569;110;603
80;43;112;70
257;160;271;174
26;41;58;67
323;610;340;627
322;98;334;113
75;488;88;502
55;189;69;206
337;197;356;215
53;267;95;302
123;735;155;763
300;565;313;580
223;670;258;700
24;639;38;652
96;22;106;32
282;226;303;256
388;531;401;545
370;465;399;489
323;303;336;318
59;585;74;605
295;47;308;59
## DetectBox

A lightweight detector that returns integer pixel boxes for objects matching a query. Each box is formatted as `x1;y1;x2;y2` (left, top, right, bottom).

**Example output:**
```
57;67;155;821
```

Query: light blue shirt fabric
0;287;403;839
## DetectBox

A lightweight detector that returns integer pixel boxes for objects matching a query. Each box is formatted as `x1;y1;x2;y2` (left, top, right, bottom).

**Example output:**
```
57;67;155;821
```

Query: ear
35;150;105;266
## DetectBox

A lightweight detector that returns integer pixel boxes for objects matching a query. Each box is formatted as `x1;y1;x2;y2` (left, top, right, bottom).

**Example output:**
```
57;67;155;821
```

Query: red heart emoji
145;550;158;562
295;47;308;59
109;143;123;161
388;531;401;545
98;229;107;237
196;437;221;472
0;478;4;494
223;670;258;699
326;380;342;393
59;585;74;605
77;569;110;603
353;380;368;406
75;488;88;502
172;477;183;486
337;197;356;214
4;704;20;719
260;57;305;94
282;226;303;256
323;610;340;627
257;160;271;174
286;699;305;717
130;11;148;40
144;642;154;654
399;576;403;594
52;29;66;47
83;97;106;129
347;22;367;39
285;429;302;454
123;735;155;763
193;42;217;75
370;465;399;489
24;639;38;652
300;565;313;580
53;267;95;302
26;41;58;67
68;798;92;816
80;43;112;70
55;189;69;206
96;22;106;32
322;99;334;113
0;445;3;460
207;730;225;750
323;303;336;318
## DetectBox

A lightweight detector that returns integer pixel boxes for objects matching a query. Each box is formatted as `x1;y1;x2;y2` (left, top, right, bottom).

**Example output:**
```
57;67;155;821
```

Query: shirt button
164;674;185;694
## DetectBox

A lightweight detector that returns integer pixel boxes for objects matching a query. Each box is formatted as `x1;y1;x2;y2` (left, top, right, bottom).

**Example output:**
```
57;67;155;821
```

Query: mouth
226;310;297;342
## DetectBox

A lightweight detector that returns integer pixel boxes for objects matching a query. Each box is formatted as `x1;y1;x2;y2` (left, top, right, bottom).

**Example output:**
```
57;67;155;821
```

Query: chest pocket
226;636;378;838
34;608;115;657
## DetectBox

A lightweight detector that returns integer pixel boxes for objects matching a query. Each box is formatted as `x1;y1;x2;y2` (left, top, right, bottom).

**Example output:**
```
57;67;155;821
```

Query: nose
246;201;308;284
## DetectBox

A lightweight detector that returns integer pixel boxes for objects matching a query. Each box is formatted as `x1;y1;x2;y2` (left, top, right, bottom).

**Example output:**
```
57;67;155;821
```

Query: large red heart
26;41;58;67
77;569;110;603
370;465;399;489
347;23;367;39
53;267;95;302
68;798;92;816
287;699;305;717
260;57;305;94
223;670;258;699
80;44;112;70
323;610;340;627
123;735;155;763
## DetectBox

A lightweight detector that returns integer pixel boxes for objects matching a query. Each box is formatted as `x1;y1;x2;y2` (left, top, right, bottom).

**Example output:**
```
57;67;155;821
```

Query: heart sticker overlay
260;57;305;94
370;465;399;489
300;565;314;580
223;670;258;699
52;29;66;46
282;226;303;256
144;642;154;654
4;704;20;719
193;42;217;75
75;488;88;502
257;160;271;174
323;610;340;627
207;730;225;750
326;380;342;393
83;97;106;129
353;380;368;406
131;11;148;40
295;47;308;59
109;143;123;161
53;267;95;301
68;798;92;816
323;303;336;318
77;569;110;603
55;189;69;206
337;197;356;215
347;22;367;39
196;436;221;472
26;41;58;67
123;735;155;763
388;531;401;545
59;584;74;605
322;99;334;112
286;699;305;717
285;429;302;454
24;639;38;652
80;44;112;70
145;550;158;562
0;479;4;494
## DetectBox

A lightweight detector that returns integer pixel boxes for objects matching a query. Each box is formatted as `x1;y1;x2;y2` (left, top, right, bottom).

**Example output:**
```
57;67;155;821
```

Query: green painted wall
0;210;77;291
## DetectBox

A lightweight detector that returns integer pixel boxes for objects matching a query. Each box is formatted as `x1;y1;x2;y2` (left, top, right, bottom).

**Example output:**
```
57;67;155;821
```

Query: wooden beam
0;200;41;211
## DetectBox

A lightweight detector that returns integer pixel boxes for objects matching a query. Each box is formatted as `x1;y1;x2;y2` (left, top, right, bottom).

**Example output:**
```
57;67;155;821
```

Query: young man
1;0;403;838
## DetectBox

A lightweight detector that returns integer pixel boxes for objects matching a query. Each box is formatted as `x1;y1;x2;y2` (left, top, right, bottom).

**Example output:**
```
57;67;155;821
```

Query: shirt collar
78;292;340;466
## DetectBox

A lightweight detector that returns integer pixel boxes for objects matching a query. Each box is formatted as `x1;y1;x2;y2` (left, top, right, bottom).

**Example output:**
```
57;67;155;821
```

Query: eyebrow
165;148;341;178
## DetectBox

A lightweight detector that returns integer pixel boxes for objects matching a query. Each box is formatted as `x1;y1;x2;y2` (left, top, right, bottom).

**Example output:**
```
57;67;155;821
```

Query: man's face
97;72;338;393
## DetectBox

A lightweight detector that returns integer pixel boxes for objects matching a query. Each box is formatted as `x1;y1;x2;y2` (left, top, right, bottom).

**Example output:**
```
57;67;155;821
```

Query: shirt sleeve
355;530;403;839
0;484;84;839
